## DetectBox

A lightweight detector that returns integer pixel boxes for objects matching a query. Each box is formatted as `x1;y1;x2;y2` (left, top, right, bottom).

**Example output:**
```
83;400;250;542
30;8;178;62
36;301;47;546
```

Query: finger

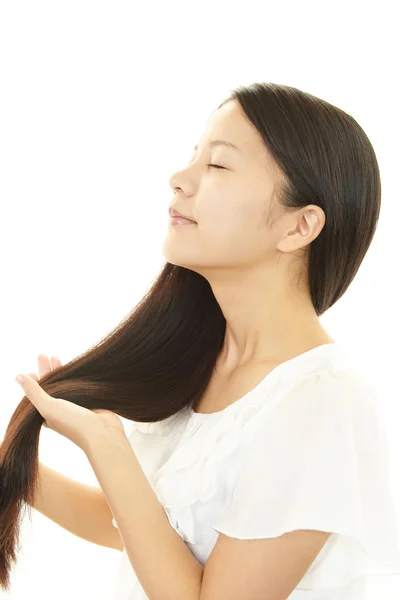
50;356;62;370
15;374;54;418
37;354;62;382
28;372;39;382
38;354;52;379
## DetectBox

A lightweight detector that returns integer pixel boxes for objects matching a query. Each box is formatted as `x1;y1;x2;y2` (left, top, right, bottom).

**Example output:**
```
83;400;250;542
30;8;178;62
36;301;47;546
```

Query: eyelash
207;164;225;169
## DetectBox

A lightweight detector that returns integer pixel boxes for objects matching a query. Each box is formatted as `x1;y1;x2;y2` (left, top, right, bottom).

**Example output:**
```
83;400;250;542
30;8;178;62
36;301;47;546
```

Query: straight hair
0;82;381;591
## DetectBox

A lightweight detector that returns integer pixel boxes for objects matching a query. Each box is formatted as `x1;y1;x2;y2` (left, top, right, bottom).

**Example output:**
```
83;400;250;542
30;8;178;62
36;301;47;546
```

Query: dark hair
0;81;380;590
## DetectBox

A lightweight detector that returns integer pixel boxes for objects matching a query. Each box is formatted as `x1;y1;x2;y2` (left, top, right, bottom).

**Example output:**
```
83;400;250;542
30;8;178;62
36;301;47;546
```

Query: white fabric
111;343;400;599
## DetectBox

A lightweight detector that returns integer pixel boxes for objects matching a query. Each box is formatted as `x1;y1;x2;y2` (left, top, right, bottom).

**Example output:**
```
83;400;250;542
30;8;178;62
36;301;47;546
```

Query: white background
0;0;399;598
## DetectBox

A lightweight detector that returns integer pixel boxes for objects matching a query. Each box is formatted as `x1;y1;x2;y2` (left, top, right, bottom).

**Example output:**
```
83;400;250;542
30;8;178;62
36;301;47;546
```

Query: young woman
2;82;400;600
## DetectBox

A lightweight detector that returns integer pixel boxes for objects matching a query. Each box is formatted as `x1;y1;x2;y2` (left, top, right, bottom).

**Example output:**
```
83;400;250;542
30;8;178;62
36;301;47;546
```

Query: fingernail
16;375;25;384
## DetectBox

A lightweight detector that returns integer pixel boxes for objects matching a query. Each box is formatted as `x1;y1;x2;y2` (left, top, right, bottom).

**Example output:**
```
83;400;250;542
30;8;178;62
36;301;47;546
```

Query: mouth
169;208;196;222
169;216;197;225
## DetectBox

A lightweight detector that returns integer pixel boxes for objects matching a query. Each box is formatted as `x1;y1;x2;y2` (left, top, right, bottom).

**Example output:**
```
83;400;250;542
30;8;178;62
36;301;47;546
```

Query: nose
168;171;182;193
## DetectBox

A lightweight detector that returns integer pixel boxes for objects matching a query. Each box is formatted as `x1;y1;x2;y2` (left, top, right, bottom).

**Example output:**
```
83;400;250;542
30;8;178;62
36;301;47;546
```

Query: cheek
199;212;260;252
196;185;263;236
199;211;240;237
197;189;244;224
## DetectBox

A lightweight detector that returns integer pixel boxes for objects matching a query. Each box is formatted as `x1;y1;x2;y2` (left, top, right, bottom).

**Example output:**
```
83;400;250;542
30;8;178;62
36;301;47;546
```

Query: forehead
198;100;268;161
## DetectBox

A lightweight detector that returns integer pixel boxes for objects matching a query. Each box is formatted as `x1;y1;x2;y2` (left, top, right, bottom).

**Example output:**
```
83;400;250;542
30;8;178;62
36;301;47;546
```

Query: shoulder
243;367;384;459
276;367;380;417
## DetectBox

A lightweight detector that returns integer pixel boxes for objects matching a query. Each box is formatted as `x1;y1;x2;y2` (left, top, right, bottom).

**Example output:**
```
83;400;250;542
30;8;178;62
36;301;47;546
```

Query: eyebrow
193;139;241;152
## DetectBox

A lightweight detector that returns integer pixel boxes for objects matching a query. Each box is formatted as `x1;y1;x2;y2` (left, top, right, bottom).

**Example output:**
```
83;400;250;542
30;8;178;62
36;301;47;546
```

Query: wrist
84;428;128;459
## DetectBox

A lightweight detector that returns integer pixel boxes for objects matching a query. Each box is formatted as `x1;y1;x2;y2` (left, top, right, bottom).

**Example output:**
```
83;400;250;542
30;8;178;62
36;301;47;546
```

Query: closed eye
207;164;225;169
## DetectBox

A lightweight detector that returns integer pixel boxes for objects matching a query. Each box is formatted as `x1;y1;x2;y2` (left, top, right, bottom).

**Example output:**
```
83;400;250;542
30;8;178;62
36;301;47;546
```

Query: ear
277;208;325;253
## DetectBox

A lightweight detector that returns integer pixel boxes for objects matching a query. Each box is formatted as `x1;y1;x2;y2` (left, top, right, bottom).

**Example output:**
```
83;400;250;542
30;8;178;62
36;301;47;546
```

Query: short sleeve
212;369;400;570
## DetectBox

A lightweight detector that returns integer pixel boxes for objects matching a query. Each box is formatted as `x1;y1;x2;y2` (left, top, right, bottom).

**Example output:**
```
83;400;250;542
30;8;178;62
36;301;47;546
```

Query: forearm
34;462;123;550
86;432;204;600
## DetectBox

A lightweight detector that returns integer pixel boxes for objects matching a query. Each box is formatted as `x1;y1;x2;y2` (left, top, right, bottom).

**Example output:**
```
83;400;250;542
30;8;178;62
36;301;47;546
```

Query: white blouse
111;343;400;599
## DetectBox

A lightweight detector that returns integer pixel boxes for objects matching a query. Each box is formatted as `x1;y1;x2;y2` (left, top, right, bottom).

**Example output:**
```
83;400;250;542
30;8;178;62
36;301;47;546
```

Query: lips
169;208;196;222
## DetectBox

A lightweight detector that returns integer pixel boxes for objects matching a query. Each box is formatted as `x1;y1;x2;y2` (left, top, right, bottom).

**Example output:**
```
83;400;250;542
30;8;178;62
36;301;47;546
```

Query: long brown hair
0;82;381;591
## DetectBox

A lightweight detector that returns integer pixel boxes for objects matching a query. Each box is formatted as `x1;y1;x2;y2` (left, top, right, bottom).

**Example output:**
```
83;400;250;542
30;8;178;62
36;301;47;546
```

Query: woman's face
162;99;286;273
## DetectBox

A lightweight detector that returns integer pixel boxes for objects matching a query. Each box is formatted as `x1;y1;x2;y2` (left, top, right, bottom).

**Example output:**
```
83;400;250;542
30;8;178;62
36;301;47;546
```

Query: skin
12;110;337;600
162;99;334;375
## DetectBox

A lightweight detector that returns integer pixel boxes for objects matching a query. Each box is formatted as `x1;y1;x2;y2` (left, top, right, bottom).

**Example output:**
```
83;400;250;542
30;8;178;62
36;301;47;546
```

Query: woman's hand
15;355;125;452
